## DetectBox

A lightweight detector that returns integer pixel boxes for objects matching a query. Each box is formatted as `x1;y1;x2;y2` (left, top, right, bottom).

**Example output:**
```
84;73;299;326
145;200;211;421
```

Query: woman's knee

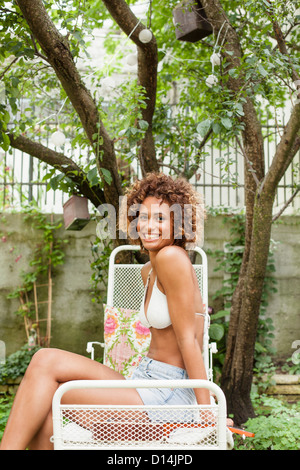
26;348;61;378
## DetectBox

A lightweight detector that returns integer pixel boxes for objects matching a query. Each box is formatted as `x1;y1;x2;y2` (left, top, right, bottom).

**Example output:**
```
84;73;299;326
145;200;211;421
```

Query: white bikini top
139;268;205;330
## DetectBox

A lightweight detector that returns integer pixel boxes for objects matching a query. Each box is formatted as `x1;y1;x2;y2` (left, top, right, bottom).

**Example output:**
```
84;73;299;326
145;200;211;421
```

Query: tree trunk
221;192;275;424
221;100;300;424
201;0;300;424
200;0;266;423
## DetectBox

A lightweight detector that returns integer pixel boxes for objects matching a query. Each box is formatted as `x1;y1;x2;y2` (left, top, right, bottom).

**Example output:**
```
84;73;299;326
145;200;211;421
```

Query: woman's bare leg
0;348;143;450
28;409;54;450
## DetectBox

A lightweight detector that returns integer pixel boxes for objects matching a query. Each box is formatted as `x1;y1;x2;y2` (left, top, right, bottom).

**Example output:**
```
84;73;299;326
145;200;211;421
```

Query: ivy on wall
3;206;68;348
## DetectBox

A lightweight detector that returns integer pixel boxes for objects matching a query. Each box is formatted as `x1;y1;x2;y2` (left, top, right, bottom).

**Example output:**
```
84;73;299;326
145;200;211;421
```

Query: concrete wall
266;217;300;357
203;214;300;359
1;213;299;360
0;213;103;357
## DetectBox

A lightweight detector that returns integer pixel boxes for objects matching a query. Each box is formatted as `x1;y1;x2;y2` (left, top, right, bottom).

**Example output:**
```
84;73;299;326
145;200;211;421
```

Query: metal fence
0;122;299;214
0;149;66;213
193;121;300;211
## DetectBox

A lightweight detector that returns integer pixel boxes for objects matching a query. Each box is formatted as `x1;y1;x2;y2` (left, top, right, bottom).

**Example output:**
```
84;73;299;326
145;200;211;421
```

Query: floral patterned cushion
103;304;151;378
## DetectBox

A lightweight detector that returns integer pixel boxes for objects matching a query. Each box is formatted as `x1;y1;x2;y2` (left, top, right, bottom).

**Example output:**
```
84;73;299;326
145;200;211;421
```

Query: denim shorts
129;356;197;407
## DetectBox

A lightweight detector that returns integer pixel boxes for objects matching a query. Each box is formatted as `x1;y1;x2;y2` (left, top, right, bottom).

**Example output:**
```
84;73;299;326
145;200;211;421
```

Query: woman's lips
141;233;160;240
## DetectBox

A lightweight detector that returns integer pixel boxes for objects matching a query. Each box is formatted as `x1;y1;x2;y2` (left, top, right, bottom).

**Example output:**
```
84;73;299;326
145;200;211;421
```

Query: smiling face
137;196;174;252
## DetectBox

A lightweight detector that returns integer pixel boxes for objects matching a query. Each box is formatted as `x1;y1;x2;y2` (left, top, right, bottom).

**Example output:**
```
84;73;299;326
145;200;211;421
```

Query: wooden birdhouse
173;0;212;43
63;195;90;231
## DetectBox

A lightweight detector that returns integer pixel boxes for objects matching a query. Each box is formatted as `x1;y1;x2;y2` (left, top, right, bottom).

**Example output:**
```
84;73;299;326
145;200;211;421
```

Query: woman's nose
147;216;157;232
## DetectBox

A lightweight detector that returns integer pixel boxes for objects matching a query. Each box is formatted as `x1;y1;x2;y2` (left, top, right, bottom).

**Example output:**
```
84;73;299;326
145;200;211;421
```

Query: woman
0;173;211;450
125;172;209;407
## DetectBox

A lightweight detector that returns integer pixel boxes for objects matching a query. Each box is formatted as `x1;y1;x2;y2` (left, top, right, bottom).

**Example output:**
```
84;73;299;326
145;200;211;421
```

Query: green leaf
235;102;244;116
210;310;230;320
221;117;232;130
138;120;149;131
87;167;99;186
130;127;138;135
49;173;65;190
258;63;268;77
209;323;225;341
196;119;212;137
1;132;10;151
101;168;112;185
212;122;221;134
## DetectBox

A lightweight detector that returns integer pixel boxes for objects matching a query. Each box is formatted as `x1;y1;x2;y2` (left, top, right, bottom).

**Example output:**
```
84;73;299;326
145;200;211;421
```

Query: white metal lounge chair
51;245;230;450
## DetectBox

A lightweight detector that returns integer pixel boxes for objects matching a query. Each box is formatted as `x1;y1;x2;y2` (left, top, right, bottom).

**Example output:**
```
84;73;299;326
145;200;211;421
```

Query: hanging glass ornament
126;53;138;66
138;29;152;43
51;130;66;147
205;74;218;88
210;52;221;66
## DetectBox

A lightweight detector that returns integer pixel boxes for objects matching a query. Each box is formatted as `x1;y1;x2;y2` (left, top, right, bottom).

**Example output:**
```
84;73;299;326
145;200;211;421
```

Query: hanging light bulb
51;130;66;147
205;74;218;88
138;29;152;43
126;53;138;66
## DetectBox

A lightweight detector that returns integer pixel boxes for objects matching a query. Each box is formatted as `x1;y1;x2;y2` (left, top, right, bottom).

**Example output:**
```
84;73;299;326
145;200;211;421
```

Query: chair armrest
52;379;228;450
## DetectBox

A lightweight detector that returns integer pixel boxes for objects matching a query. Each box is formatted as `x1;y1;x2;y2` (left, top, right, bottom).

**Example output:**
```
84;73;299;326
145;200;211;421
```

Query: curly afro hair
120;172;205;250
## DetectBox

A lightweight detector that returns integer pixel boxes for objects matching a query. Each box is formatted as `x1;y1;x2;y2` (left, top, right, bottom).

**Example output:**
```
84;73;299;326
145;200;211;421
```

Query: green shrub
235;396;300;450
0;345;40;384
0;395;14;441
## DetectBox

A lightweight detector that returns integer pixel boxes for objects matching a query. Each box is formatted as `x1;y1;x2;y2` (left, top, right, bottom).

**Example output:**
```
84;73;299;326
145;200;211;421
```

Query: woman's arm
155;246;210;404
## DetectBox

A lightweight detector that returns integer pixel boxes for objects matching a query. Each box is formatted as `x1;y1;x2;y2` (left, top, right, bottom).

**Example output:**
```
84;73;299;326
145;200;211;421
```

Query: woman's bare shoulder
156;245;189;263
156;246;191;278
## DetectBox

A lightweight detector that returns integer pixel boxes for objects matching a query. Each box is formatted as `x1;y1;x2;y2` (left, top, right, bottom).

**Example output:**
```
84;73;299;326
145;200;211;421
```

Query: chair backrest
106;245;211;379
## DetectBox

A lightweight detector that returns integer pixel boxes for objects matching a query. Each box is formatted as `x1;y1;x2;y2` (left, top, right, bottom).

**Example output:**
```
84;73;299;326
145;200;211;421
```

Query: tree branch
201;0;265;255
16;0;123;208
16;0;98;144
101;0;159;175
0;57;19;80
272;186;300;223
30;33;49;63
266;1;300;83
201;0;265;179
235;137;260;187
8;133;105;208
263;106;300;194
